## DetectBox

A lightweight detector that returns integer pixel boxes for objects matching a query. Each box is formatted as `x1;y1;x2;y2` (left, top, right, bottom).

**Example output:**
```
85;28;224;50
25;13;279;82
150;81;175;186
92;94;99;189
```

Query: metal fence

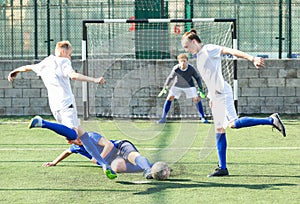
0;0;299;60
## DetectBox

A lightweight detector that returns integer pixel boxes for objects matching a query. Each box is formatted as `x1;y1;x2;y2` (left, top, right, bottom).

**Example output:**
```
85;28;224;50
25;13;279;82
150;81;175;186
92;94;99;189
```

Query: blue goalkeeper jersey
164;64;203;89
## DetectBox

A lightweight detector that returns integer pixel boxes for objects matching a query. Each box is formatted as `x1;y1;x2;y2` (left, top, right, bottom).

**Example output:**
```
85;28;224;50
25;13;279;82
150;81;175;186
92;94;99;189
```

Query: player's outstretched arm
68;71;105;84
7;65;33;82
221;47;265;69
42;149;73;167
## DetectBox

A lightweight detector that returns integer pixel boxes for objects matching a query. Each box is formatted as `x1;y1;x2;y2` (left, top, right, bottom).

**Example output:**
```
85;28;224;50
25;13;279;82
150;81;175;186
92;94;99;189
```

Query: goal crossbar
81;18;237;120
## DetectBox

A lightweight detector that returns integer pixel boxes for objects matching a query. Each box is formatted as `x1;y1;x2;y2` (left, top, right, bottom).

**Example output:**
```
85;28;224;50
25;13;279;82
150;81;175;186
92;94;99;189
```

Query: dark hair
182;29;202;43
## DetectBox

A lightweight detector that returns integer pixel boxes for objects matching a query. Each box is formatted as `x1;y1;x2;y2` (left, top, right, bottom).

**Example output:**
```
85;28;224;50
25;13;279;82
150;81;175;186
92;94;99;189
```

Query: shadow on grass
116;179;297;195
0;188;134;192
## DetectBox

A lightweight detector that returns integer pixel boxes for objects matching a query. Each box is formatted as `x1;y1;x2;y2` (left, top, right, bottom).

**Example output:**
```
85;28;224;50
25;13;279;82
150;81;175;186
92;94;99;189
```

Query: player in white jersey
181;29;286;177
8;41;117;179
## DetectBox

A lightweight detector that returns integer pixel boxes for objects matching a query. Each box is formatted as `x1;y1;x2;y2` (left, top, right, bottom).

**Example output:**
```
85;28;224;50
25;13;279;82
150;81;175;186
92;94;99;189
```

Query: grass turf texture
0;116;299;203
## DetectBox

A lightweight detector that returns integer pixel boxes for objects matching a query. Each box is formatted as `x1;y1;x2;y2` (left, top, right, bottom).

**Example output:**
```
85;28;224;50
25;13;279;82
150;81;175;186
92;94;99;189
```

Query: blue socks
124;163;145;173
234;117;273;129
216;133;227;170
135;155;152;170
161;100;172;119
80;132;108;167
195;100;205;118
41;119;77;140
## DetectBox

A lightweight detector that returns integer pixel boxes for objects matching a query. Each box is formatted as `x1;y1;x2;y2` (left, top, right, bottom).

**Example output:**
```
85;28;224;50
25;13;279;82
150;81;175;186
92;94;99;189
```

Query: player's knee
215;127;226;133
128;152;140;164
192;97;199;103
168;96;175;101
228;121;235;129
111;159;126;173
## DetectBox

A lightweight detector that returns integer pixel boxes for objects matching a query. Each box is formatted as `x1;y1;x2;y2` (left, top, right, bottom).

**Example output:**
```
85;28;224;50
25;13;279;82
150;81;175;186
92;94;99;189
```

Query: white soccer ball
151;161;171;181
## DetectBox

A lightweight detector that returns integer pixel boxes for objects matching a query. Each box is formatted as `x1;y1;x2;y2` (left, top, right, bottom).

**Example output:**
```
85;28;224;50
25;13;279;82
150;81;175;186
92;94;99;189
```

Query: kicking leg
231;113;286;137
28;116;77;140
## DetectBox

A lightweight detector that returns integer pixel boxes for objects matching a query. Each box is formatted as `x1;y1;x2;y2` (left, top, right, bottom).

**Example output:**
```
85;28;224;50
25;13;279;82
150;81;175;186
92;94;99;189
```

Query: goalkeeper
157;53;208;123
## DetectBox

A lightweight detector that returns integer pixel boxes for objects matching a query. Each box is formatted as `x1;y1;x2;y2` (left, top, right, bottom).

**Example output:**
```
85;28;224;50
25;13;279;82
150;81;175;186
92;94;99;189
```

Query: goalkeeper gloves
197;87;206;99
158;86;168;97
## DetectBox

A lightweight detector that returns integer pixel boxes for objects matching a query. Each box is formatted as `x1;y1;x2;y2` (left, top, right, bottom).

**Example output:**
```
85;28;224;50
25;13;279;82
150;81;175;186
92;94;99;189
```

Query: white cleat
270;113;286;137
28;116;43;129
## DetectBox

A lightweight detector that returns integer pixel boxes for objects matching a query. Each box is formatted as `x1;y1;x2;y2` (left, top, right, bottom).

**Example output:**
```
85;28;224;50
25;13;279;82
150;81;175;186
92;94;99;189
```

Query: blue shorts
115;140;139;160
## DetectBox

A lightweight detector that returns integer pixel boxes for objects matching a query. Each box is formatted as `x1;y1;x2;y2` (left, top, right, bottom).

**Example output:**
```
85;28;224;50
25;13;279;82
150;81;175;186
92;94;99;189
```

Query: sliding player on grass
181;29;286;177
157;53;208;123
42;131;153;179
7;41;116;179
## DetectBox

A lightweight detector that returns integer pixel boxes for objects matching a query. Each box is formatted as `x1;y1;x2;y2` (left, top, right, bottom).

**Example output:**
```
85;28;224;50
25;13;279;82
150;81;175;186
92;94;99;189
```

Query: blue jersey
70;144;93;160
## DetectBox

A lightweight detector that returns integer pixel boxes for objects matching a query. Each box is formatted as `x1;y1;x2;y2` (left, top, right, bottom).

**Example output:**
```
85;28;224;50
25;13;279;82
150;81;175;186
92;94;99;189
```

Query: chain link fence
0;0;299;59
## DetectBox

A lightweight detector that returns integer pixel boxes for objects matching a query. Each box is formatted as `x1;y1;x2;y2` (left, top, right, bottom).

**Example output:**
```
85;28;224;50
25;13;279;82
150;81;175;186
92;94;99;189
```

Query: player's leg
194;98;208;123
28;115;78;140
208;93;231;177
158;97;173;123
118;141;152;179
80;132;117;179
186;87;208;123
230;113;286;137
111;157;145;173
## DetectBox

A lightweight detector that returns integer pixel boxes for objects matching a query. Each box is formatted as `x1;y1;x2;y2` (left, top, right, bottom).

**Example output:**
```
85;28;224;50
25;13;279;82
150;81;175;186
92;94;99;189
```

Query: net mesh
85;20;234;118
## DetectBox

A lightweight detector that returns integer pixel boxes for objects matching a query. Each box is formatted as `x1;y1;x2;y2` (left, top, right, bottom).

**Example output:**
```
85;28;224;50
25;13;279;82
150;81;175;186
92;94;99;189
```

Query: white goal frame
82;18;238;120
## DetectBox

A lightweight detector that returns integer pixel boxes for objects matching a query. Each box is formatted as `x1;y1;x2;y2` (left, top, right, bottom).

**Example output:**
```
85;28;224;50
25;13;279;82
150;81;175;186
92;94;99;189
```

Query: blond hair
55;41;72;51
177;53;189;61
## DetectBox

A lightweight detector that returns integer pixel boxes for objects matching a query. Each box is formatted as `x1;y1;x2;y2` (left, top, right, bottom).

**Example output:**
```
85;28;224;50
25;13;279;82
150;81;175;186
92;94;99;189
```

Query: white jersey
196;44;231;99
31;55;74;112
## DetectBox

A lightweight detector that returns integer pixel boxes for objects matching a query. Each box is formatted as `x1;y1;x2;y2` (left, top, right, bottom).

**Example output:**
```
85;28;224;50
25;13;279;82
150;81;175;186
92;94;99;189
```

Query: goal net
82;18;237;120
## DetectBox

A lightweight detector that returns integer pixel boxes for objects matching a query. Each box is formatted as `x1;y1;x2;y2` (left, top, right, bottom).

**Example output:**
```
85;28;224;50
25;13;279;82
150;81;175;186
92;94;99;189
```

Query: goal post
82;18;237;120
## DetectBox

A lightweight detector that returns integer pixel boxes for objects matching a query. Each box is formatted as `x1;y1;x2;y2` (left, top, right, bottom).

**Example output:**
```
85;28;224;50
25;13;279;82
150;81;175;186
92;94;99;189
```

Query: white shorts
52;101;79;129
211;88;238;130
169;86;198;99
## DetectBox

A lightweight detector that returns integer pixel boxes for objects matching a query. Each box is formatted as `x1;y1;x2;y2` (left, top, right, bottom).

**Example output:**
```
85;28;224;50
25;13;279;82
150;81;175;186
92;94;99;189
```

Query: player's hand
158;86;168;97
253;57;265;69
96;77;106;84
42;162;56;167
197;87;206;98
8;71;18;83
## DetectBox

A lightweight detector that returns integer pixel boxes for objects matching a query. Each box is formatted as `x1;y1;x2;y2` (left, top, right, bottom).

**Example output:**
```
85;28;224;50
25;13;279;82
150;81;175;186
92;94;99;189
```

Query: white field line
0;147;299;151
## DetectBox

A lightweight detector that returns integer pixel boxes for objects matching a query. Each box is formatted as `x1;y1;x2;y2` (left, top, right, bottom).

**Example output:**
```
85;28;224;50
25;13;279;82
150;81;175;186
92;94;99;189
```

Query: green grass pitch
0;116;299;203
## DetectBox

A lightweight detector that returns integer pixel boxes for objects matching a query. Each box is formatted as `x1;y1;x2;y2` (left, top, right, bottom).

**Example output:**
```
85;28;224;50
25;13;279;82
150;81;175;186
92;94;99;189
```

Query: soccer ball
151;161;171;181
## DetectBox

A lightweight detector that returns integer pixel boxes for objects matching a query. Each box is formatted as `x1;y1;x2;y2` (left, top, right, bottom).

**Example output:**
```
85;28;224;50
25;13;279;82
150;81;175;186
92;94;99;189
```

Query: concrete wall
1;59;299;117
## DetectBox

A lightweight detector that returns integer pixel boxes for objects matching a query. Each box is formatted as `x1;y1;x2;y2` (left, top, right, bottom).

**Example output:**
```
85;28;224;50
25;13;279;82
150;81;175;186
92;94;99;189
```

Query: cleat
28;116;43;129
143;168;153;179
201;118;209;124
103;166;117;179
207;167;229;177
270;113;286;137
157;118;167;124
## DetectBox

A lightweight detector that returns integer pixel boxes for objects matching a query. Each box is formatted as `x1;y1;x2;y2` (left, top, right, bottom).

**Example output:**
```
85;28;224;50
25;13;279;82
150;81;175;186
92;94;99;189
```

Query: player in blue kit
181;29;286;177
42;131;153;179
157;53;208;123
8;41;116;179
